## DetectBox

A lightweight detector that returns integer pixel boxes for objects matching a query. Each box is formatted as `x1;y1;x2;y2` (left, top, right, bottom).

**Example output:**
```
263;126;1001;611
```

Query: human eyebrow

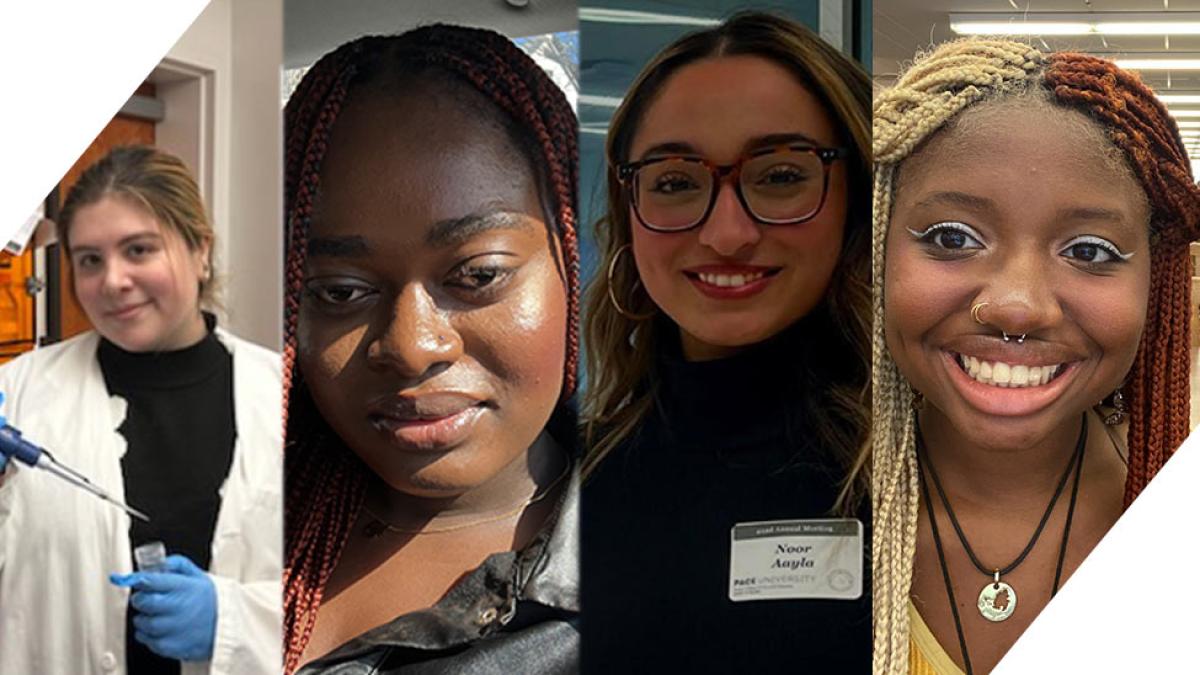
637;142;700;160
745;132;826;151
71;232;163;254
425;209;535;248
1057;206;1130;224
912;191;996;214
307;235;370;258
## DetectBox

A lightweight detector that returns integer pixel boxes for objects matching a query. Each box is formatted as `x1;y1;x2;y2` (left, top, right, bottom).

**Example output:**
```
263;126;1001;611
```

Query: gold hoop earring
607;244;655;321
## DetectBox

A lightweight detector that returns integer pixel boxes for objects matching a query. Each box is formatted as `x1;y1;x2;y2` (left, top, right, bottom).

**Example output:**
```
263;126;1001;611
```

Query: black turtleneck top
582;325;872;673
97;316;236;675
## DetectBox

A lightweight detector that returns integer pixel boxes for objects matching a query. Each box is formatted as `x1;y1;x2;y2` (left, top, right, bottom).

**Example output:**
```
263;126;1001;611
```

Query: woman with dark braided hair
282;25;580;673
871;39;1200;674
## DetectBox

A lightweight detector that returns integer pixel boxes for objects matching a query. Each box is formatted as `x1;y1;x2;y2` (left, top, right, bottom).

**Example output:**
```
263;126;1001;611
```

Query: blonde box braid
872;41;1050;674
872;39;1200;673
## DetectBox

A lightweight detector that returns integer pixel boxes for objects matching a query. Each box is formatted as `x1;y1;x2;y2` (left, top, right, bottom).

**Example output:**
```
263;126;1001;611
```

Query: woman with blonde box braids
872;39;1200;673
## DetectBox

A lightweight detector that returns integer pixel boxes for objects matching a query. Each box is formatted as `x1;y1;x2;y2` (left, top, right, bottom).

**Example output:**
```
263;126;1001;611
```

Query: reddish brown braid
281;26;579;673
1046;53;1200;506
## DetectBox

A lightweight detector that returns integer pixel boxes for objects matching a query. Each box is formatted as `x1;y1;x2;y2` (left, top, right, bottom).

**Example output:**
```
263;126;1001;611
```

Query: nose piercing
1002;331;1026;344
971;302;989;325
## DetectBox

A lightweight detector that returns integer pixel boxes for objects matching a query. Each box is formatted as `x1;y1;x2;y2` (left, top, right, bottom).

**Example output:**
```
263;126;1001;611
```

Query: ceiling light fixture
579;8;720;26
579;94;622;108
950;12;1200;36
1117;59;1200;70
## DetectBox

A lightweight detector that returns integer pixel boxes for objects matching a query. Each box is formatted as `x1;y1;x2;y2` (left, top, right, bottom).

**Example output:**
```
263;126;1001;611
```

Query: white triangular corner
994;428;1200;674
0;0;209;247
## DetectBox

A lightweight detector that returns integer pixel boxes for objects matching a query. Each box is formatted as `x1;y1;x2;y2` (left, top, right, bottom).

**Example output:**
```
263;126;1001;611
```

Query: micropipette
0;424;150;522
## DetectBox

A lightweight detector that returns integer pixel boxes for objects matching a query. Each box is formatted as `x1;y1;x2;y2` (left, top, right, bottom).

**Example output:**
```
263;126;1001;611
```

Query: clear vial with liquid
133;541;167;572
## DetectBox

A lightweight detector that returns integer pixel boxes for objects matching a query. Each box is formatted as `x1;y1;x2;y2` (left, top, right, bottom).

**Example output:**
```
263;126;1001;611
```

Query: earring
607;244;655;321
1104;389;1128;426
910;386;925;412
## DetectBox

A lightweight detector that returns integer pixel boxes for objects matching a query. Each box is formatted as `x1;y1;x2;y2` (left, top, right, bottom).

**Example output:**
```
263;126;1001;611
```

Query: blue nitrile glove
110;554;217;661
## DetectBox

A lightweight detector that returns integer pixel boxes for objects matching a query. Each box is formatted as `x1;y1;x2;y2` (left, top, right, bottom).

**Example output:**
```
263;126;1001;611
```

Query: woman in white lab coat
0;146;281;674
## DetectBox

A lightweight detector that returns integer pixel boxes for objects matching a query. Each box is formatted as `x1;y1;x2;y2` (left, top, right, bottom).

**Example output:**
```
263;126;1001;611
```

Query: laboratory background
7;0;282;356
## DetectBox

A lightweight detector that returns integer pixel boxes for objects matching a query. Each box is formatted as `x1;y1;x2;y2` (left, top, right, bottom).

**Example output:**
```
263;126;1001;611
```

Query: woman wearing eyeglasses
581;12;872;673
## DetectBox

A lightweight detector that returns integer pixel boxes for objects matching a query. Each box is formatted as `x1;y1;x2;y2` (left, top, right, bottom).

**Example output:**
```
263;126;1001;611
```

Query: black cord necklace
916;413;1087;674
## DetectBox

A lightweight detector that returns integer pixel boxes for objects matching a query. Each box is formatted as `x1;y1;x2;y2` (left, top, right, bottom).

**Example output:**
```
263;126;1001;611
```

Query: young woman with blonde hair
0;145;281;674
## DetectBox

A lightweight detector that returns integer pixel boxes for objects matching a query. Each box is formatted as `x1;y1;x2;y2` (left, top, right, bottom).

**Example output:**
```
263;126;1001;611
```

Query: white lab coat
0;329;282;675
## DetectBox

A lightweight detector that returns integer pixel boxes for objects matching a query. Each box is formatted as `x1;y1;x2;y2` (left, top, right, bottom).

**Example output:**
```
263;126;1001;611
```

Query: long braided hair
870;39;1200;673
281;25;579;672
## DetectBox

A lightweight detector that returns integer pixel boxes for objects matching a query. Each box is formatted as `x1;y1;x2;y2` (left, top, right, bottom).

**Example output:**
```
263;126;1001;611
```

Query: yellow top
909;600;966;675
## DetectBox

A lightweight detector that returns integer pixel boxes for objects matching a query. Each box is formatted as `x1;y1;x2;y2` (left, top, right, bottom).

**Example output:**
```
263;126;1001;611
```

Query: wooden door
0;248;36;363
55;84;156;340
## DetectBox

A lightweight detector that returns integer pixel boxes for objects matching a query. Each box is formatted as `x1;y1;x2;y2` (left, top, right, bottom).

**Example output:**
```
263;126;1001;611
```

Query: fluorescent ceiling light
580;122;609;136
579;94;622;108
951;21;1091;35
1117;59;1200;70
1177;121;1200;128
1100;23;1200;35
579;8;720;27
1161;95;1200;104
950;12;1200;36
1169;109;1200;117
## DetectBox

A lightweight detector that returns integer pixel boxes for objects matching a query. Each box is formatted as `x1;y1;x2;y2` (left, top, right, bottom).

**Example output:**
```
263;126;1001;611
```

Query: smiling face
885;101;1151;450
296;80;567;498
626;55;848;360
69;195;208;352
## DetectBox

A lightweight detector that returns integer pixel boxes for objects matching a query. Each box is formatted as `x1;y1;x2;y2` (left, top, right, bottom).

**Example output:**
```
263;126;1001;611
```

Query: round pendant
978;581;1017;622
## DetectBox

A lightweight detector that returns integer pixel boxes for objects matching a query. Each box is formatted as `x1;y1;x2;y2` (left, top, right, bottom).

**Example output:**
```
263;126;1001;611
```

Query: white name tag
729;518;863;602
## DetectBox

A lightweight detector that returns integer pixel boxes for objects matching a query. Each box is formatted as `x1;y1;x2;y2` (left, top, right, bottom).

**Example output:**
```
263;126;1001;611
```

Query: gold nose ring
971;302;990;325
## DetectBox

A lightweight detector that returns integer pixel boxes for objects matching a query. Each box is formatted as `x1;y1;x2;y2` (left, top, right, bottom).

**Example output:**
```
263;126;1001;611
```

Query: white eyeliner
1065;235;1135;261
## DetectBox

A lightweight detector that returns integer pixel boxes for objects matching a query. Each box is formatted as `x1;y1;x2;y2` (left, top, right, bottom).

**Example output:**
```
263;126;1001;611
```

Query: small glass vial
134;541;168;572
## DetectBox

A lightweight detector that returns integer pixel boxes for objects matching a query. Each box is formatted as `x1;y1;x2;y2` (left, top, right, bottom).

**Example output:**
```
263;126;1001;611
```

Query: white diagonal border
0;0;209;246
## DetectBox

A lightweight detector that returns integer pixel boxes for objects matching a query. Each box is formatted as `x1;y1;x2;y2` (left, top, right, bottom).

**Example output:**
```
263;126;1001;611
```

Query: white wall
160;0;283;350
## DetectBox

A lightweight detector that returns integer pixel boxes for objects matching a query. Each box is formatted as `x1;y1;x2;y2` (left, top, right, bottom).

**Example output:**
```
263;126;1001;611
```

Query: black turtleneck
98;315;236;675
582;323;872;673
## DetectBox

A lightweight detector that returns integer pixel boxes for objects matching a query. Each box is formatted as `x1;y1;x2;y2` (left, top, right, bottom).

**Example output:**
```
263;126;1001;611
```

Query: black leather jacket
298;470;580;674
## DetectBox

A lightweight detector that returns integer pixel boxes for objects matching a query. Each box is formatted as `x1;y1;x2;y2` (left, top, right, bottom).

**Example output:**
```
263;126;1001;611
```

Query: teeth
1010;365;1028;386
992;362;1011;386
697;271;766;287
957;354;1062;388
